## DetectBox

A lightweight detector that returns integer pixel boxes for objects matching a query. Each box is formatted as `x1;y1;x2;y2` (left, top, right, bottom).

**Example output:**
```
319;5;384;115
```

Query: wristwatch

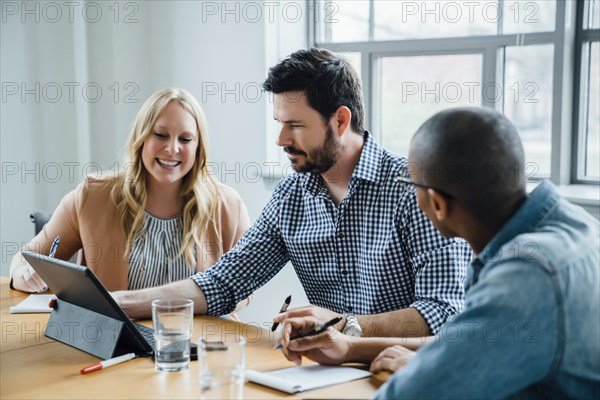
342;312;363;337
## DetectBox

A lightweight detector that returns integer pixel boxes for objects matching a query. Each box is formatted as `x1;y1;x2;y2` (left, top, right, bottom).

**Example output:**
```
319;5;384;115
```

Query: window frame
572;0;600;183
310;1;589;184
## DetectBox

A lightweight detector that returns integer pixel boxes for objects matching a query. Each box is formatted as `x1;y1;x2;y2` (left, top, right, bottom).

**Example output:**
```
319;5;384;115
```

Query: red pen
80;353;136;374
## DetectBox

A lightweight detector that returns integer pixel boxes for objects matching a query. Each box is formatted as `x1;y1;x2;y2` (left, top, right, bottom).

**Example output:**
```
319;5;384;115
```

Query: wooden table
0;278;379;399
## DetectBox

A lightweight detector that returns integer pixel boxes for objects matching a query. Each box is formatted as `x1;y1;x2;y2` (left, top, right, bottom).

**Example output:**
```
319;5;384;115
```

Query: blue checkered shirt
192;132;472;333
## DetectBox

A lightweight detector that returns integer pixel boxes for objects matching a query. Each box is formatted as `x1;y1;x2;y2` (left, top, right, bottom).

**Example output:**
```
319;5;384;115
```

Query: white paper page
9;294;53;314
246;365;371;394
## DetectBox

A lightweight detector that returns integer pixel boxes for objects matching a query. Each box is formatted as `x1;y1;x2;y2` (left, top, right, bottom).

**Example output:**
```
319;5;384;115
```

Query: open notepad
9;294;53;314
246;364;371;394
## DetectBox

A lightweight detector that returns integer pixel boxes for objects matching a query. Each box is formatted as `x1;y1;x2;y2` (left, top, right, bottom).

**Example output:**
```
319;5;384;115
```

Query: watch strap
342;312;362;337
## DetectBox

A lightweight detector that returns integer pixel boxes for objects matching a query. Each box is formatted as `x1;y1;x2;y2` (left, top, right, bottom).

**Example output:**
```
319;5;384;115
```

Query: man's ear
333;106;352;136
427;188;449;221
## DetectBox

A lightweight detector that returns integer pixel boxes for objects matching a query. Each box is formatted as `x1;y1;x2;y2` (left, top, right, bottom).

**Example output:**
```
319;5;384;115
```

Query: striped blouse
127;212;195;290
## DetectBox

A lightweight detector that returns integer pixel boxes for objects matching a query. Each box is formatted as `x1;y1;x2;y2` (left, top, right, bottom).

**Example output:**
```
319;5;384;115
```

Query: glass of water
199;337;246;399
152;299;194;372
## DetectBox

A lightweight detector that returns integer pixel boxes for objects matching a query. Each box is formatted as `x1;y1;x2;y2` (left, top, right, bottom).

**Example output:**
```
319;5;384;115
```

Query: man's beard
285;125;341;174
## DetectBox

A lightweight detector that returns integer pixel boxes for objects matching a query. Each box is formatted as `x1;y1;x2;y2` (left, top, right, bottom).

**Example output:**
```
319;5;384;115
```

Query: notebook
21;250;197;360
9;294;53;314
246;364;372;394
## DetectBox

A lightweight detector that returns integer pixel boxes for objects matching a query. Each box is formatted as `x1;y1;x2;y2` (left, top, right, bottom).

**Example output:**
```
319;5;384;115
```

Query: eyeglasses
395;175;455;199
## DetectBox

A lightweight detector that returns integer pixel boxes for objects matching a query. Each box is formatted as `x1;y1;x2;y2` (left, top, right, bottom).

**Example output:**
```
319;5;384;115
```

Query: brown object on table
370;370;392;388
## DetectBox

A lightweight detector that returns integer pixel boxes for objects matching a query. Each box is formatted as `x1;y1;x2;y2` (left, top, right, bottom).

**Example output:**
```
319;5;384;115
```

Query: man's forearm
115;278;208;319
358;307;431;337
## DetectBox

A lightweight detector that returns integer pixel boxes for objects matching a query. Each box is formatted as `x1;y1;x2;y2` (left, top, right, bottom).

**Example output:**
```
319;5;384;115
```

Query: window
574;0;600;182
313;0;598;185
379;54;482;157
503;44;554;176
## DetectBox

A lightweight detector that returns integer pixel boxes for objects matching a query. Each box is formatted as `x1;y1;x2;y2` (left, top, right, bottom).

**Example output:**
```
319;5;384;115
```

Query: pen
80;352;137;374
271;295;291;332
274;316;342;350
49;235;60;258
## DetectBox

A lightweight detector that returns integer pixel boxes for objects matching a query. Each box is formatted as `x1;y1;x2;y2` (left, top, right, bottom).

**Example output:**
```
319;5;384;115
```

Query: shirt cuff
410;299;452;334
190;273;233;316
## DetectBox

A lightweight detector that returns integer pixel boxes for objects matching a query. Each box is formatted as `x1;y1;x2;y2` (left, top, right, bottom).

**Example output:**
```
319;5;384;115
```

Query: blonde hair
109;88;219;266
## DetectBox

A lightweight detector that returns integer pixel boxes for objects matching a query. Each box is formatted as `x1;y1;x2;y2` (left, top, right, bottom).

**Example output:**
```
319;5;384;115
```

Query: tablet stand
45;299;126;360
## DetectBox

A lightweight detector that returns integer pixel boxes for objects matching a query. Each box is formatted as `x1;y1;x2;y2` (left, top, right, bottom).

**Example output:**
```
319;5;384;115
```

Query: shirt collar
351;131;382;183
303;131;383;196
476;180;560;265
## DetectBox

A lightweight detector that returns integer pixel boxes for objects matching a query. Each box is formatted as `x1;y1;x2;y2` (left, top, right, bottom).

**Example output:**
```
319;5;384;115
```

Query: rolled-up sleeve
402;191;472;334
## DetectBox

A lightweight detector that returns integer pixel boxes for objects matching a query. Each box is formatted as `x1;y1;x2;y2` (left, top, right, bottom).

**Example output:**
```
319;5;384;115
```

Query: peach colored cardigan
12;176;250;291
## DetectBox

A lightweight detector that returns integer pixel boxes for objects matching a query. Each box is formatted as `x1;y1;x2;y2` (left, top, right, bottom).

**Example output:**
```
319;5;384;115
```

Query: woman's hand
11;262;47;293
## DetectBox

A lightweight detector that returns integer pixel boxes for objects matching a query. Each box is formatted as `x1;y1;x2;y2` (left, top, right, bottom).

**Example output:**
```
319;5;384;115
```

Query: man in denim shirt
372;108;600;398
280;108;599;398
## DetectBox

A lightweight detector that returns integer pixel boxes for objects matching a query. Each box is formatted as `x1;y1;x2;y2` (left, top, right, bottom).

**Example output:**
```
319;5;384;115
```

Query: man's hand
273;305;345;331
12;263;47;293
279;316;352;366
111;290;146;319
370;345;415;373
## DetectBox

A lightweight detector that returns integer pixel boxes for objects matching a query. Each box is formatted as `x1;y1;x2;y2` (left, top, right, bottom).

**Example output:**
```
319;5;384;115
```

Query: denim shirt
375;180;600;399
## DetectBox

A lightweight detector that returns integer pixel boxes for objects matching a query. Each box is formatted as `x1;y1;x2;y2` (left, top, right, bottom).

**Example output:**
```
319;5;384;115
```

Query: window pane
585;0;600;29
583;42;600;179
318;1;369;43
502;1;556;34
380;54;482;157
503;45;554;178
374;1;496;40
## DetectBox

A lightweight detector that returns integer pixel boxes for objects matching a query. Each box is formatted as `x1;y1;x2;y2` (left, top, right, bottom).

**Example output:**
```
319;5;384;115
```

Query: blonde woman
10;88;251;313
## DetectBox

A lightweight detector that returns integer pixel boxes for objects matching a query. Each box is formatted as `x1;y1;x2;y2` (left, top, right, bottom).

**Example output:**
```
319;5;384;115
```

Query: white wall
1;0;310;326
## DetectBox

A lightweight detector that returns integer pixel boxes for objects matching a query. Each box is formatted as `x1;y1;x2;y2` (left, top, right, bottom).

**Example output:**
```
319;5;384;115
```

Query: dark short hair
410;107;526;220
262;48;365;134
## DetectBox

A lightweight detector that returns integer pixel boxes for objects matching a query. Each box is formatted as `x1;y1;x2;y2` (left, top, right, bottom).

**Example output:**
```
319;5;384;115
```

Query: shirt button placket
337;226;348;281
333;199;349;314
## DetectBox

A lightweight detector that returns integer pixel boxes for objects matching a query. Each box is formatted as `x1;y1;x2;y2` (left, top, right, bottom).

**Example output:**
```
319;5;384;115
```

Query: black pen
274;316;342;350
271;295;291;332
49;235;60;258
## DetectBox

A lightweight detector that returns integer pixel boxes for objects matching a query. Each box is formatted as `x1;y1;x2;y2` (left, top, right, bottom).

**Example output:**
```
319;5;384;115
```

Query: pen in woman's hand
49;236;60;258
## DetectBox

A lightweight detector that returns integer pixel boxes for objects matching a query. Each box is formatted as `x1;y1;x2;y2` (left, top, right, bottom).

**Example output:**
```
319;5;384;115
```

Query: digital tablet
22;250;197;360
